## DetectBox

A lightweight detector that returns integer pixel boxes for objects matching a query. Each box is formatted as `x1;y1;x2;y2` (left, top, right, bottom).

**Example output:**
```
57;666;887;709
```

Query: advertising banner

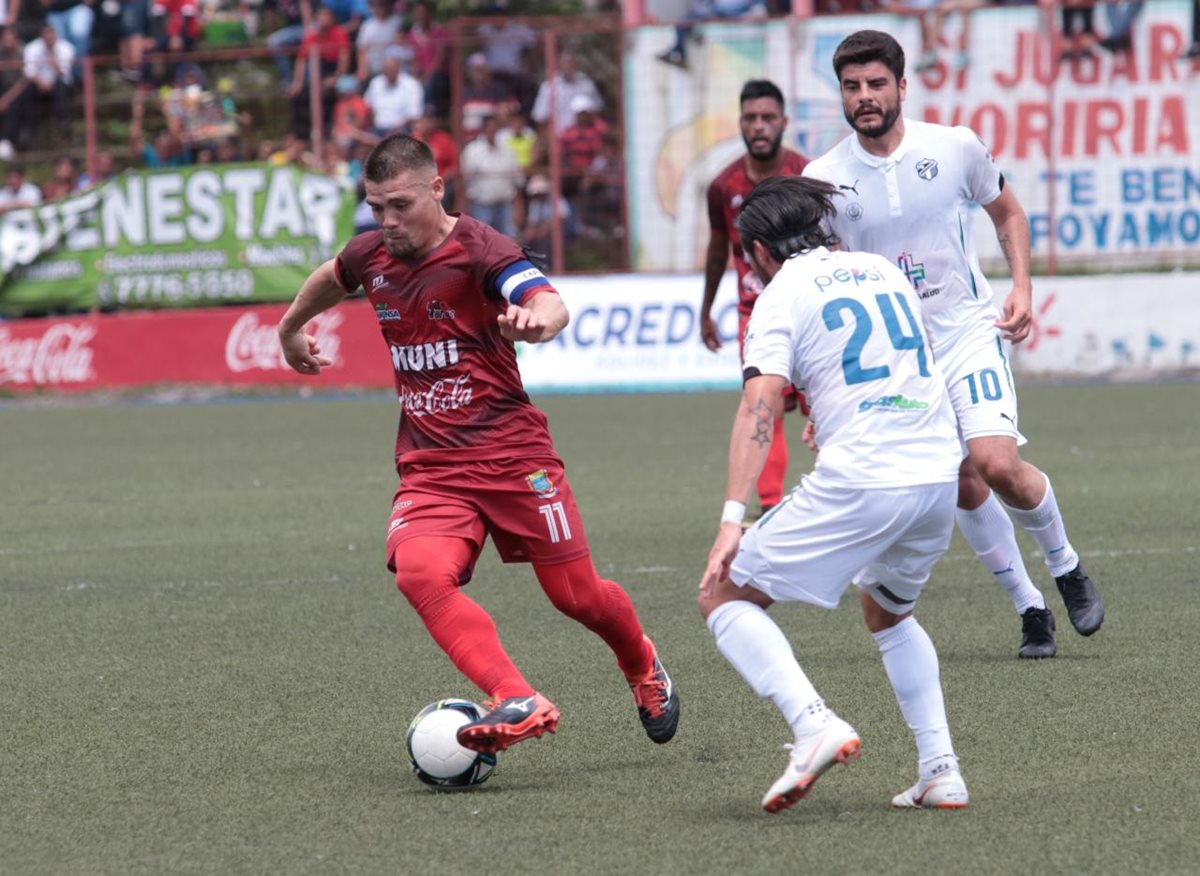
0;274;744;392
626;2;1199;272
2;272;1193;393
0;164;358;316
0;300;387;391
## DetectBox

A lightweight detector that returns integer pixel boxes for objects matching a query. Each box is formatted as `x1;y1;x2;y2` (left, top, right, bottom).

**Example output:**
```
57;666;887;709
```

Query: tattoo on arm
997;232;1016;266
750;398;773;448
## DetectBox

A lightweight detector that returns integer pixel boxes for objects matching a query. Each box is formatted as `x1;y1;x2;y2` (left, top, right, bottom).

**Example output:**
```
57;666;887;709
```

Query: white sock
956;493;1046;614
1005;473;1080;578
873;617;956;778
706;600;821;736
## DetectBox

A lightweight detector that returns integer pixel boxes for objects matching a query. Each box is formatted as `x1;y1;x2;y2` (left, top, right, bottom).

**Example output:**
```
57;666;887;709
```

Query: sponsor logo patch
858;394;931;413
427;300;456;320
390;339;459;372
526;469;558;499
898;252;927;288
375;302;402;322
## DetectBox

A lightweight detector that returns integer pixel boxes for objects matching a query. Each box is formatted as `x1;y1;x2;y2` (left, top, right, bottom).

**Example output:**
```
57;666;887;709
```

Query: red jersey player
699;80;808;518
278;135;680;755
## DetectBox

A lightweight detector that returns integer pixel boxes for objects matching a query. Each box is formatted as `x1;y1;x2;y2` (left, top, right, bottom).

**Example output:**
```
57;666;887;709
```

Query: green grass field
3;384;1199;875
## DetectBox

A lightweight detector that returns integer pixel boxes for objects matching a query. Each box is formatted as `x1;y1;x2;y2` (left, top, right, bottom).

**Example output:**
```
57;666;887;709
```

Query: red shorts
738;310;806;415
386;457;592;578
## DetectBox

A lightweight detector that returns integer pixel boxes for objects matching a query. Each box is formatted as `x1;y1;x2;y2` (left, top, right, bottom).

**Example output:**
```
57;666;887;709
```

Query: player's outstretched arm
984;187;1034;344
278;259;347;375
699;374;788;597
497;290;569;344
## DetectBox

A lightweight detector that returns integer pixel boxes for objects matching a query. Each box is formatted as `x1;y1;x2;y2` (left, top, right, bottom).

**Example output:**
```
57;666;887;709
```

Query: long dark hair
736;176;841;262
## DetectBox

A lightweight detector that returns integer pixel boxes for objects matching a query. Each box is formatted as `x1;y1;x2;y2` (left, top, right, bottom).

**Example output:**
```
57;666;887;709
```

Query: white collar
849;119;913;167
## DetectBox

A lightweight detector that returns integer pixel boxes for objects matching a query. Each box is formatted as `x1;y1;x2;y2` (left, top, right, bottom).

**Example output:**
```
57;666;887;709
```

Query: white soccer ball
406;699;497;790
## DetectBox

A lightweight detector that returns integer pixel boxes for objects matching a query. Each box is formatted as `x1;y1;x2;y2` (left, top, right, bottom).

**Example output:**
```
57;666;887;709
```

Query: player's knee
957;464;991;508
970;447;1024;493
535;560;613;626
697;591;719;620
392;541;469;605
859;588;913;633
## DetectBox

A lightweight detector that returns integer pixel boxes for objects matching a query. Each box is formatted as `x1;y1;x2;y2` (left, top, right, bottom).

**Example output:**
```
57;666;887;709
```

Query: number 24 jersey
743;247;960;490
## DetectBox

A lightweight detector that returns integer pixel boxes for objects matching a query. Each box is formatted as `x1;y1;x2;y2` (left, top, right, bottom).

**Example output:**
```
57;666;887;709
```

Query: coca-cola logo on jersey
399;374;473;417
0;323;97;385
225;311;343;372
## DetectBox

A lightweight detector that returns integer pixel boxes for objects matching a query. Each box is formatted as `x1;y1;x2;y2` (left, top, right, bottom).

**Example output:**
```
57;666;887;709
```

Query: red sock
393;537;533;701
534;556;654;679
756;415;789;509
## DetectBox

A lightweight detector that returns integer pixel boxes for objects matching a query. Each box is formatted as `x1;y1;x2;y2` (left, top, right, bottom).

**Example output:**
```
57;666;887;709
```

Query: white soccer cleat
891;768;969;809
761;717;862;813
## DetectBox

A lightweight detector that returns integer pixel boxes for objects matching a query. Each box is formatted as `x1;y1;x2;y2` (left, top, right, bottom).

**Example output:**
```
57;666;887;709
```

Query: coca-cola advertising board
0;300;390;391
0;269;1196;392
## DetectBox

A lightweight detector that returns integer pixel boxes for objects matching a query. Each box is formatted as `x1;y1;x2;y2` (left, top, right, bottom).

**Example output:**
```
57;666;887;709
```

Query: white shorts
936;330;1027;446
729;474;957;614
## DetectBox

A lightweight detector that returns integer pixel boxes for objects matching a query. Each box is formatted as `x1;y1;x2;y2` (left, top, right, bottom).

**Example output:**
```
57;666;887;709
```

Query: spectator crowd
0;0;636;263
3;0;1198;259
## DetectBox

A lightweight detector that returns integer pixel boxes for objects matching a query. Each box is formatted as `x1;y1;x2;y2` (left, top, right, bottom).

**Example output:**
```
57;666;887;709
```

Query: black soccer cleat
1018;607;1057;659
1054;562;1105;636
629;639;680;744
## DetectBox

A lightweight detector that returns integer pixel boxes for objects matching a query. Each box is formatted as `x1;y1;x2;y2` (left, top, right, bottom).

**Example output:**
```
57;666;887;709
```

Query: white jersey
803;120;1003;356
743;247;960;490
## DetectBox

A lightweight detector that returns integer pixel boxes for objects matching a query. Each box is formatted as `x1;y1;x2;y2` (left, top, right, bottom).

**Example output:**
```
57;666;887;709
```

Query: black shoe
1099;34;1132;53
1055;562;1105;636
1018;607;1057;659
657;48;688;70
629;638;680;744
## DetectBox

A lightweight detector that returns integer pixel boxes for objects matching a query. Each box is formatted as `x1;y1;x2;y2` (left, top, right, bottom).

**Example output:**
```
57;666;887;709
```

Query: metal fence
5;2;1198;278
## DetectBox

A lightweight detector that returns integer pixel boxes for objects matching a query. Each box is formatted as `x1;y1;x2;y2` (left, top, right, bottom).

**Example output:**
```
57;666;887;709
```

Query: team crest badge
526;469;558;498
916;158;938;181
427;300;456;320
846;203;864;221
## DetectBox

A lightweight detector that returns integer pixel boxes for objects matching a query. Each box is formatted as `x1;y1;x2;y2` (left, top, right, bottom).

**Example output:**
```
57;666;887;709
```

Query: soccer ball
406;699;497;790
